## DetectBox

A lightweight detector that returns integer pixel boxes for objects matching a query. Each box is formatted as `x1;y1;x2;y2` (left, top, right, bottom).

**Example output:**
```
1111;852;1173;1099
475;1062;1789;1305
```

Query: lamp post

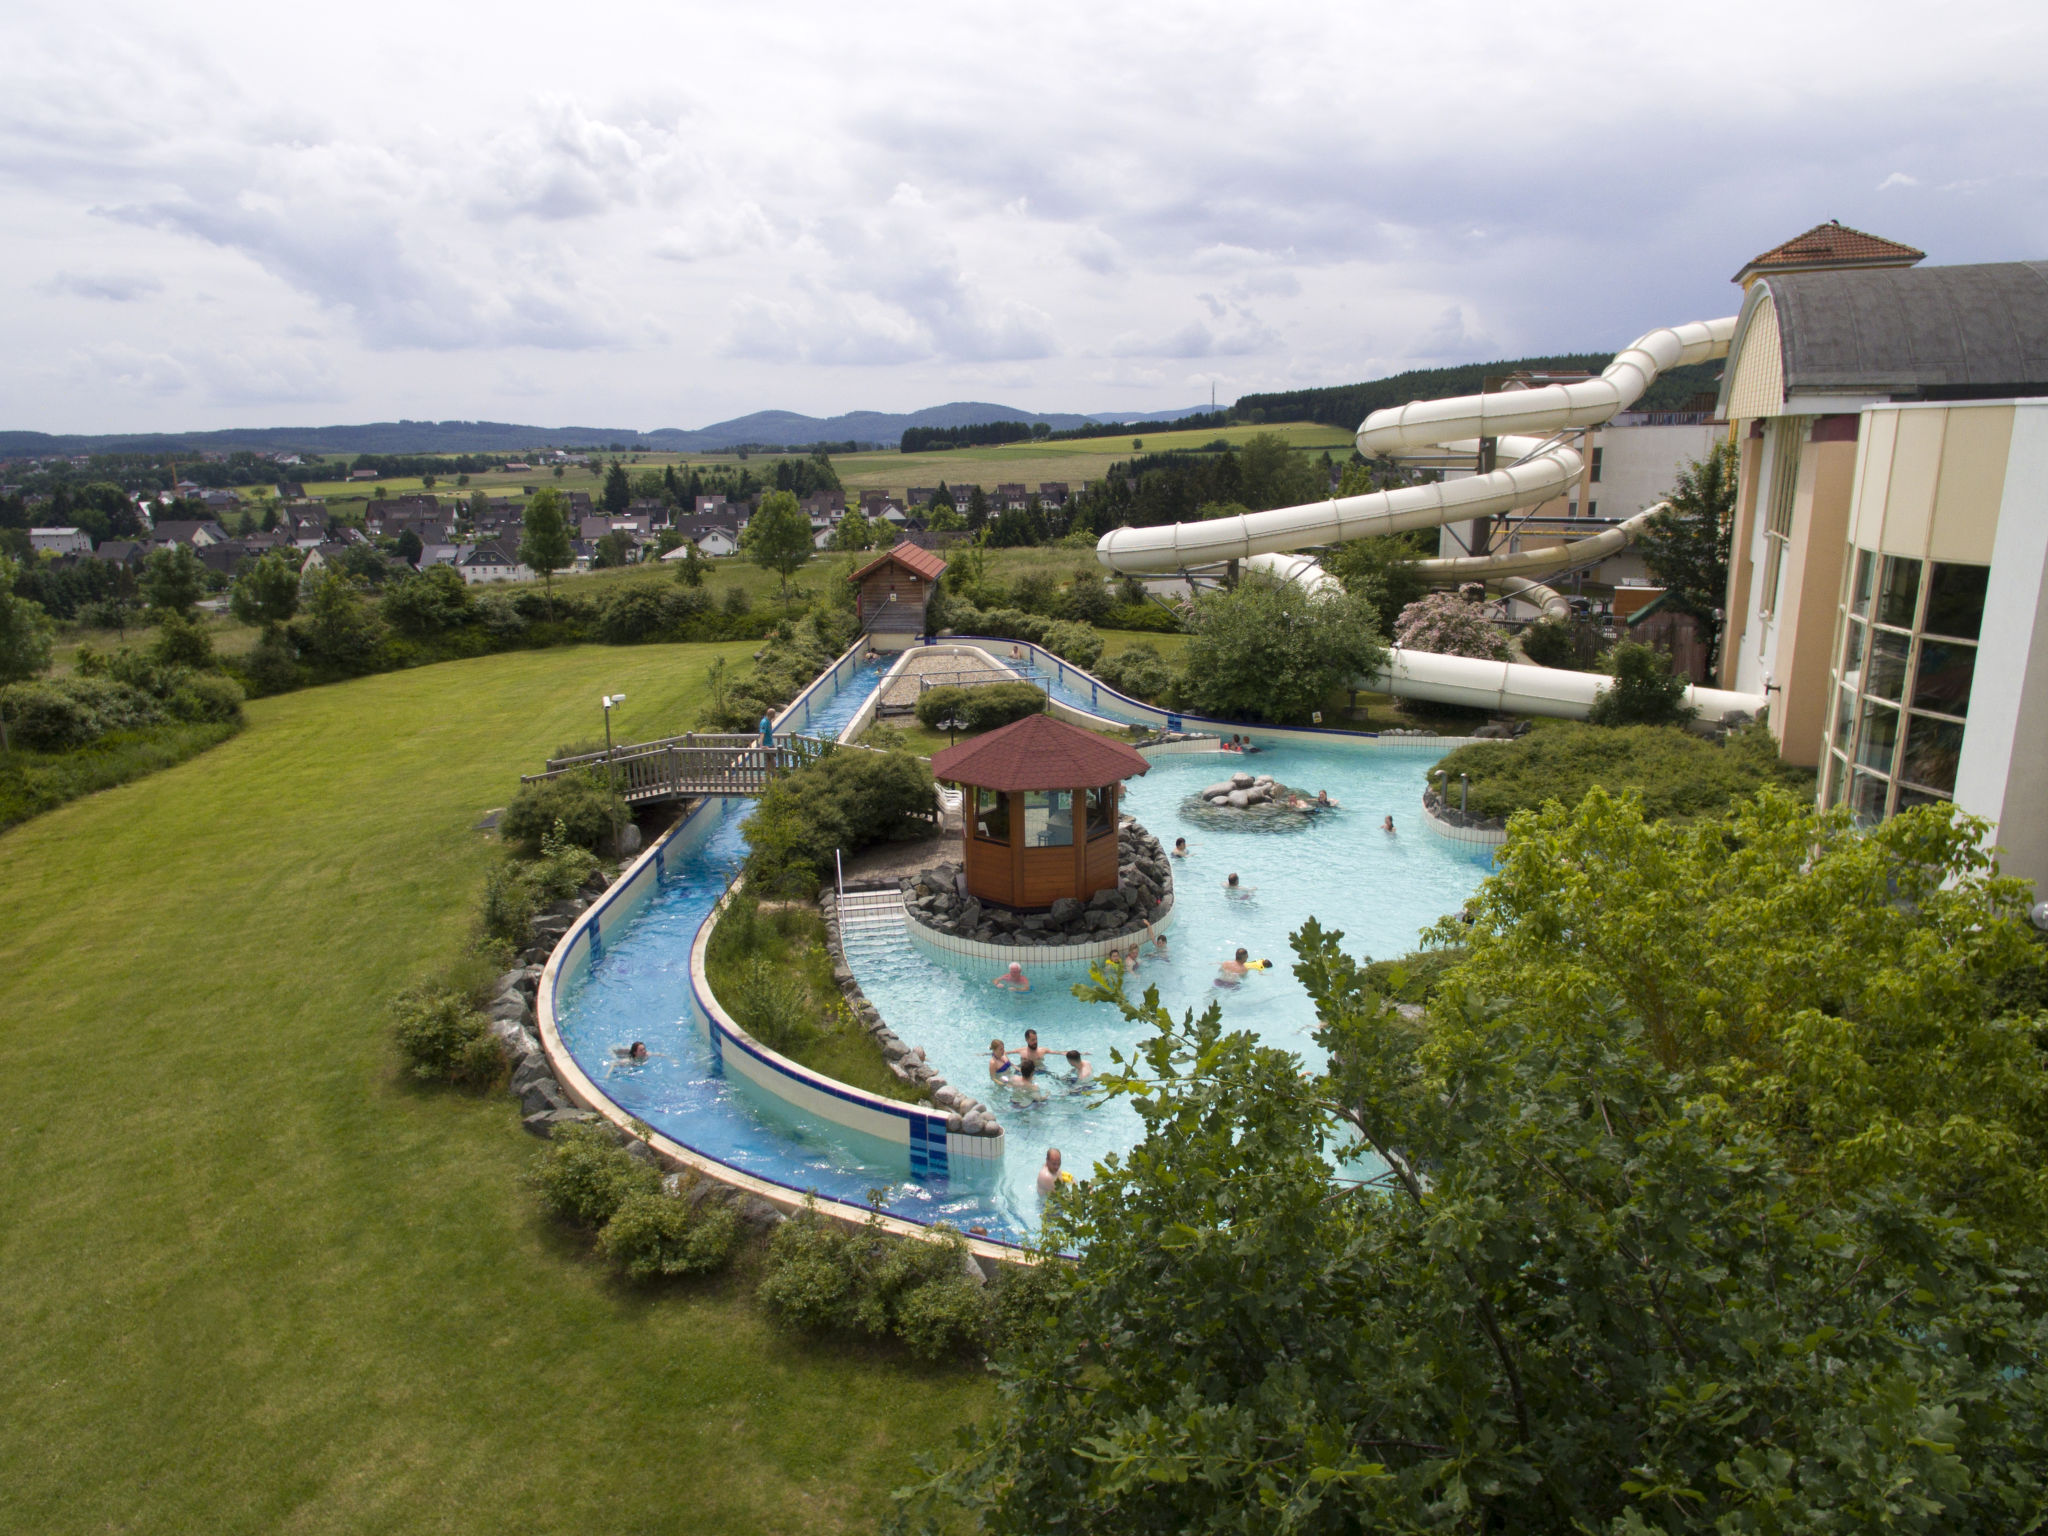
602;693;626;851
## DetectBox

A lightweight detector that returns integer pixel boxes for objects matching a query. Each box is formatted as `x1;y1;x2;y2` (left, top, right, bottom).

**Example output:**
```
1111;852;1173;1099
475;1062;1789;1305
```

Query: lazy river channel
553;661;1492;1245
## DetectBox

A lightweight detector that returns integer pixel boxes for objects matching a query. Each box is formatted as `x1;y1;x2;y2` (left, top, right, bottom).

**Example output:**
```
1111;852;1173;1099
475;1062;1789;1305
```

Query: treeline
1040;409;1229;442
1235;356;1723;430
900;421;1048;453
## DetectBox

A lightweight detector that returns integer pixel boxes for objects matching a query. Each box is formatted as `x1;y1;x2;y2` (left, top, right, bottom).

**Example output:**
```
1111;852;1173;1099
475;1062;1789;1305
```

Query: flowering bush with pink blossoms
1393;591;1512;660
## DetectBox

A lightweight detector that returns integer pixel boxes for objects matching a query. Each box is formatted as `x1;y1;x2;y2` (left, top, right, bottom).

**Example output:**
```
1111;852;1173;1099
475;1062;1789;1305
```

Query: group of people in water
988;1029;1093;1099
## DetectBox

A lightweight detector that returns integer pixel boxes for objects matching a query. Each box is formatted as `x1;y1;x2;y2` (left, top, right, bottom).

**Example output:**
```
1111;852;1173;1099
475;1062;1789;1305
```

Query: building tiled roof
929;711;1150;792
1733;220;1924;284
848;541;947;584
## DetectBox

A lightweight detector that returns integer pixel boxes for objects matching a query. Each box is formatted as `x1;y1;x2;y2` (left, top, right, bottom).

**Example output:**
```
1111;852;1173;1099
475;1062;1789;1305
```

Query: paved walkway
876;647;1018;710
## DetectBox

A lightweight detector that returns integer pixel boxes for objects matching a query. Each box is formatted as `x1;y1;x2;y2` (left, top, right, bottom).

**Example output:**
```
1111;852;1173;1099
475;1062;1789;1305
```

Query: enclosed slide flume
1095;318;1766;721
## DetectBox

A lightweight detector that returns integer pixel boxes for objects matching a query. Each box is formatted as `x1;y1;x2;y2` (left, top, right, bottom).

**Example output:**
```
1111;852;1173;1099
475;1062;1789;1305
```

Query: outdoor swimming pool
553;711;1491;1244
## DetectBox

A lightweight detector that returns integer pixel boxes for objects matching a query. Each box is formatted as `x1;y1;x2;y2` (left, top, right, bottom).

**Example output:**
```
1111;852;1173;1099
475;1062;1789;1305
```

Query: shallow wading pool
554;722;1492;1245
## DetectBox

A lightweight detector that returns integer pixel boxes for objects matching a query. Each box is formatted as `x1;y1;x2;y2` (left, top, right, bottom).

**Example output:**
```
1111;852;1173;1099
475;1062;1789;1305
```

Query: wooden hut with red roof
930;712;1150;909
848;541;947;649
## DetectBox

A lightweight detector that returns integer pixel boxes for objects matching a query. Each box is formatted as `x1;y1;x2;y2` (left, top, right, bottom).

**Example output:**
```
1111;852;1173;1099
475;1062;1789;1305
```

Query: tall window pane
1912;640;1976;718
1833;685;1857;750
1854;699;1900;774
1898;714;1965;794
1840;617;1866;673
1850;770;1890;825
1876;556;1921;628
974;787;1009;844
1023;789;1072;847
1865;630;1911;701
1923;563;1989;640
1850;548;1875;617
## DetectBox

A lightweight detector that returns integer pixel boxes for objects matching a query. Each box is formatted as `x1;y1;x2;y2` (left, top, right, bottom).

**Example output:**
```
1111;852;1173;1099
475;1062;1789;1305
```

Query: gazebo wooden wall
963;785;1121;909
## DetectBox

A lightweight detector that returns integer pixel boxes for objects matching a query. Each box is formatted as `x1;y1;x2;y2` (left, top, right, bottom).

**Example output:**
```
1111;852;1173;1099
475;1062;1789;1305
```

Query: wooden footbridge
520;732;841;807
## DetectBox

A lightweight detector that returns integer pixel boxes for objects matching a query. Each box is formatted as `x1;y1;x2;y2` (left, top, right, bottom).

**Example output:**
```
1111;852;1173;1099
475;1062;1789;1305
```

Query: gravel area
876;646;1020;710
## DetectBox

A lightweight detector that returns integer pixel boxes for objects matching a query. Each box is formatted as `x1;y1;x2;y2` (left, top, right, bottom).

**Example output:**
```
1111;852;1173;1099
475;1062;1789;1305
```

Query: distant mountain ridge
0;401;1211;458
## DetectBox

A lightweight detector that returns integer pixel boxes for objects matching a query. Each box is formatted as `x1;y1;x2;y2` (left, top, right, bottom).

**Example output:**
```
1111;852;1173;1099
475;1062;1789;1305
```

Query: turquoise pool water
553;649;1491;1244
841;742;1490;1236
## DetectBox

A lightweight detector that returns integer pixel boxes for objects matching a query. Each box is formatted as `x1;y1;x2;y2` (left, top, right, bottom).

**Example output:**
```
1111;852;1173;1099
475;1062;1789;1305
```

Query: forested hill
1234;356;1722;430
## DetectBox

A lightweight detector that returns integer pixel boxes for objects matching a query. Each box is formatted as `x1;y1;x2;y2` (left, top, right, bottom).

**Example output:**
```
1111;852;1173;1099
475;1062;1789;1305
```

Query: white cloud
0;0;2045;431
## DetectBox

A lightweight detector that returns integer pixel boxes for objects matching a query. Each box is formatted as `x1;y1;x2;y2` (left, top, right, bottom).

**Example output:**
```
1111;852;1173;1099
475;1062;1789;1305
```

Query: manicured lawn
0;642;989;1536
830;421;1353;494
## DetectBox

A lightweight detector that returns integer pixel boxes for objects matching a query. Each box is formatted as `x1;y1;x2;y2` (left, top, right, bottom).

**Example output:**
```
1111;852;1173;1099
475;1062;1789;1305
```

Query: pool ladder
835;889;908;954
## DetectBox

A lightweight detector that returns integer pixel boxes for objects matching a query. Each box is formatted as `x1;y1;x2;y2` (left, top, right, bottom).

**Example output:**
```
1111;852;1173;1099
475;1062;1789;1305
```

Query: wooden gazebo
930;713;1150;909
848;542;947;648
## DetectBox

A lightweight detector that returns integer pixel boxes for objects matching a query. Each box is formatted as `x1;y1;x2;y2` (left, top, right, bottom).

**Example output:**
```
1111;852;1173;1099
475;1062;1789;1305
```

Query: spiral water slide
1095;318;1767;722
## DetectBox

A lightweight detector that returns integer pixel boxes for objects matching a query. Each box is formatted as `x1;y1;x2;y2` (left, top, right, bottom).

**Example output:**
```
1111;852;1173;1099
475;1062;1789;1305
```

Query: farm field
0;642;989;1536
240;419;1350;517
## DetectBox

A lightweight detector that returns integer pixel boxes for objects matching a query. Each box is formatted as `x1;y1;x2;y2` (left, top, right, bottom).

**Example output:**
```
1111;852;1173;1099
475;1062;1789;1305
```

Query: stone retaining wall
900;821;1172;950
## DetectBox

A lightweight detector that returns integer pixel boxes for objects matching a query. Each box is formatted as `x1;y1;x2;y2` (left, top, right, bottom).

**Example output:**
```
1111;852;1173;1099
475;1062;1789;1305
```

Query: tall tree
141;544;205;617
964;485;989;531
1178;572;1386;724
1636;440;1737;670
228;550;301;630
0;553;55;752
741;490;813;609
603;460;632;513
830;510;877;551
518;489;573;619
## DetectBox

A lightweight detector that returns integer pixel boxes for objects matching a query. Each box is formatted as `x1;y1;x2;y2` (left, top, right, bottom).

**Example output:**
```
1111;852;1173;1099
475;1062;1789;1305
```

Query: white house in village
459;542;533;584
30;527;93;555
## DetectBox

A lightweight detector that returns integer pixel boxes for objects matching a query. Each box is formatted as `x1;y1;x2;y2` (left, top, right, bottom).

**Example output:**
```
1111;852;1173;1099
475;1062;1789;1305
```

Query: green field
240;420;1349;515
0;642;989;1535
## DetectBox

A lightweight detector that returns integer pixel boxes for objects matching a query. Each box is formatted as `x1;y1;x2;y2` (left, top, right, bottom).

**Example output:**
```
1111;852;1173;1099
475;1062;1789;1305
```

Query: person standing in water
992;962;1031;992
1036;1147;1071;1196
1382;814;1396;834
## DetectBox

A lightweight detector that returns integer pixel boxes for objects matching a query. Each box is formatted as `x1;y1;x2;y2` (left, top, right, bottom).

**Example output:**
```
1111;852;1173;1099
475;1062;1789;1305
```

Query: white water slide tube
1096;317;1767;723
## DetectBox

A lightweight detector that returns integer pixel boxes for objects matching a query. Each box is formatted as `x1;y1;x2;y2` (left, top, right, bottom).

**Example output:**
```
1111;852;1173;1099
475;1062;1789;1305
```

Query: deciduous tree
228;550;301;629
1178;571;1384;723
742;490;813;609
0;553;55;752
518;489;573;619
1636;440;1737;669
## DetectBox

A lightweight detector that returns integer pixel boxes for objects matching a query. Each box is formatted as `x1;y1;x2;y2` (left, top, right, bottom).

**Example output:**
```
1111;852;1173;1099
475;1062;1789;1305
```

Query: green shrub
1432;722;1812;824
164;671;245;724
721;586;751;616
1518;616;1585;670
242;624;301;695
477;863;538;948
724;957;818;1053
1038;620;1102;670
1064;572;1116;625
1588;640;1696;727
741;748;935;895
598;1185;741;1280
150;612;216;670
0;676;165;750
916;680;1050;733
500;768;625;856
380;565;473;637
596;585;668;644
913;684;971;731
529;1121;661;1230
1093;642;1175;702
1360;946;1470;1003
391;984;502;1087
756;1202;988;1358
1102;602;1181;634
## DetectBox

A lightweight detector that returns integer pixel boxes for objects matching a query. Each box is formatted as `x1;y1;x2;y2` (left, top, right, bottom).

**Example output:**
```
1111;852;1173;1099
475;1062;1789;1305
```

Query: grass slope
0;641;987;1536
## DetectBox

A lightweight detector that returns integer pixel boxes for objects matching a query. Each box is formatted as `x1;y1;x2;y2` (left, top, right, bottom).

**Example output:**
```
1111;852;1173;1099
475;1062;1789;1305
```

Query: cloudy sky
4;0;2045;434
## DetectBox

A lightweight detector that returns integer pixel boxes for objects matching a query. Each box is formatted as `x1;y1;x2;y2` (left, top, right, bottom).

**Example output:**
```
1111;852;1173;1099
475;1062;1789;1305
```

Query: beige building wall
1770;439;1858;765
1719;427;1763;688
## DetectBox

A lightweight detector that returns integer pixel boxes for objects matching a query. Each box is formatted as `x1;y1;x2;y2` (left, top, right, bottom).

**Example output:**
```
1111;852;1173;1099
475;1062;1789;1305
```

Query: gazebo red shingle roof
1732;220;1925;285
848;541;947;584
930;711;1149;793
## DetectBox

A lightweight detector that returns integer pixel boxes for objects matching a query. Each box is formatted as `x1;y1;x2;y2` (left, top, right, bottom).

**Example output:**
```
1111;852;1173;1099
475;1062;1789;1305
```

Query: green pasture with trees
0;642;987;1536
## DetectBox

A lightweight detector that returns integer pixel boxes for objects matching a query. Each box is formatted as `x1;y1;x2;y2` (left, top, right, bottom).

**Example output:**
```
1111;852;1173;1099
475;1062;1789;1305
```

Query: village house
149;519;231;548
1037;482;1070;506
29;527;93;555
458;542;532;584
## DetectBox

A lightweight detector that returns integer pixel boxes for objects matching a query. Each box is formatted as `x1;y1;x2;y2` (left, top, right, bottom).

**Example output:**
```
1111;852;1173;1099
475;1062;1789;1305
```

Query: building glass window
1759;419;1806;615
1924;563;1989;641
1023;789;1073;847
1865;630;1912;701
1854;699;1900;774
1822;547;1984;825
973;787;1009;844
1849;549;1875;617
1876;556;1921;628
1085;786;1116;839
1590;447;1603;483
1897;715;1965;795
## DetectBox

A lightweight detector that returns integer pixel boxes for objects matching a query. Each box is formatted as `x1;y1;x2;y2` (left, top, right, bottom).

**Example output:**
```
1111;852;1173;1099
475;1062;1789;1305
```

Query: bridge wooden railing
520;732;842;804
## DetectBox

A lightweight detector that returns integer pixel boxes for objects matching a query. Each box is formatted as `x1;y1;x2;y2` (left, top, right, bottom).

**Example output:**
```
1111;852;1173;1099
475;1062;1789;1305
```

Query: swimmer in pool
1010;1058;1049;1100
1382;814;1396;834
612;1041;649;1061
1317;790;1334;808
1063;1049;1093;1084
1122;944;1141;972
1214;947;1253;988
992;962;1031;993
987;1038;1013;1081
1225;873;1255;899
1036;1147;1073;1196
1172;837;1190;858
1018;1028;1056;1071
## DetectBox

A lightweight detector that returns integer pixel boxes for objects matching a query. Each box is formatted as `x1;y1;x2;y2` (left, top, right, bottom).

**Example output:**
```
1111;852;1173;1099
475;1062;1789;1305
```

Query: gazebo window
1085;786;1116;839
1023;789;1073;847
974;787;1010;844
